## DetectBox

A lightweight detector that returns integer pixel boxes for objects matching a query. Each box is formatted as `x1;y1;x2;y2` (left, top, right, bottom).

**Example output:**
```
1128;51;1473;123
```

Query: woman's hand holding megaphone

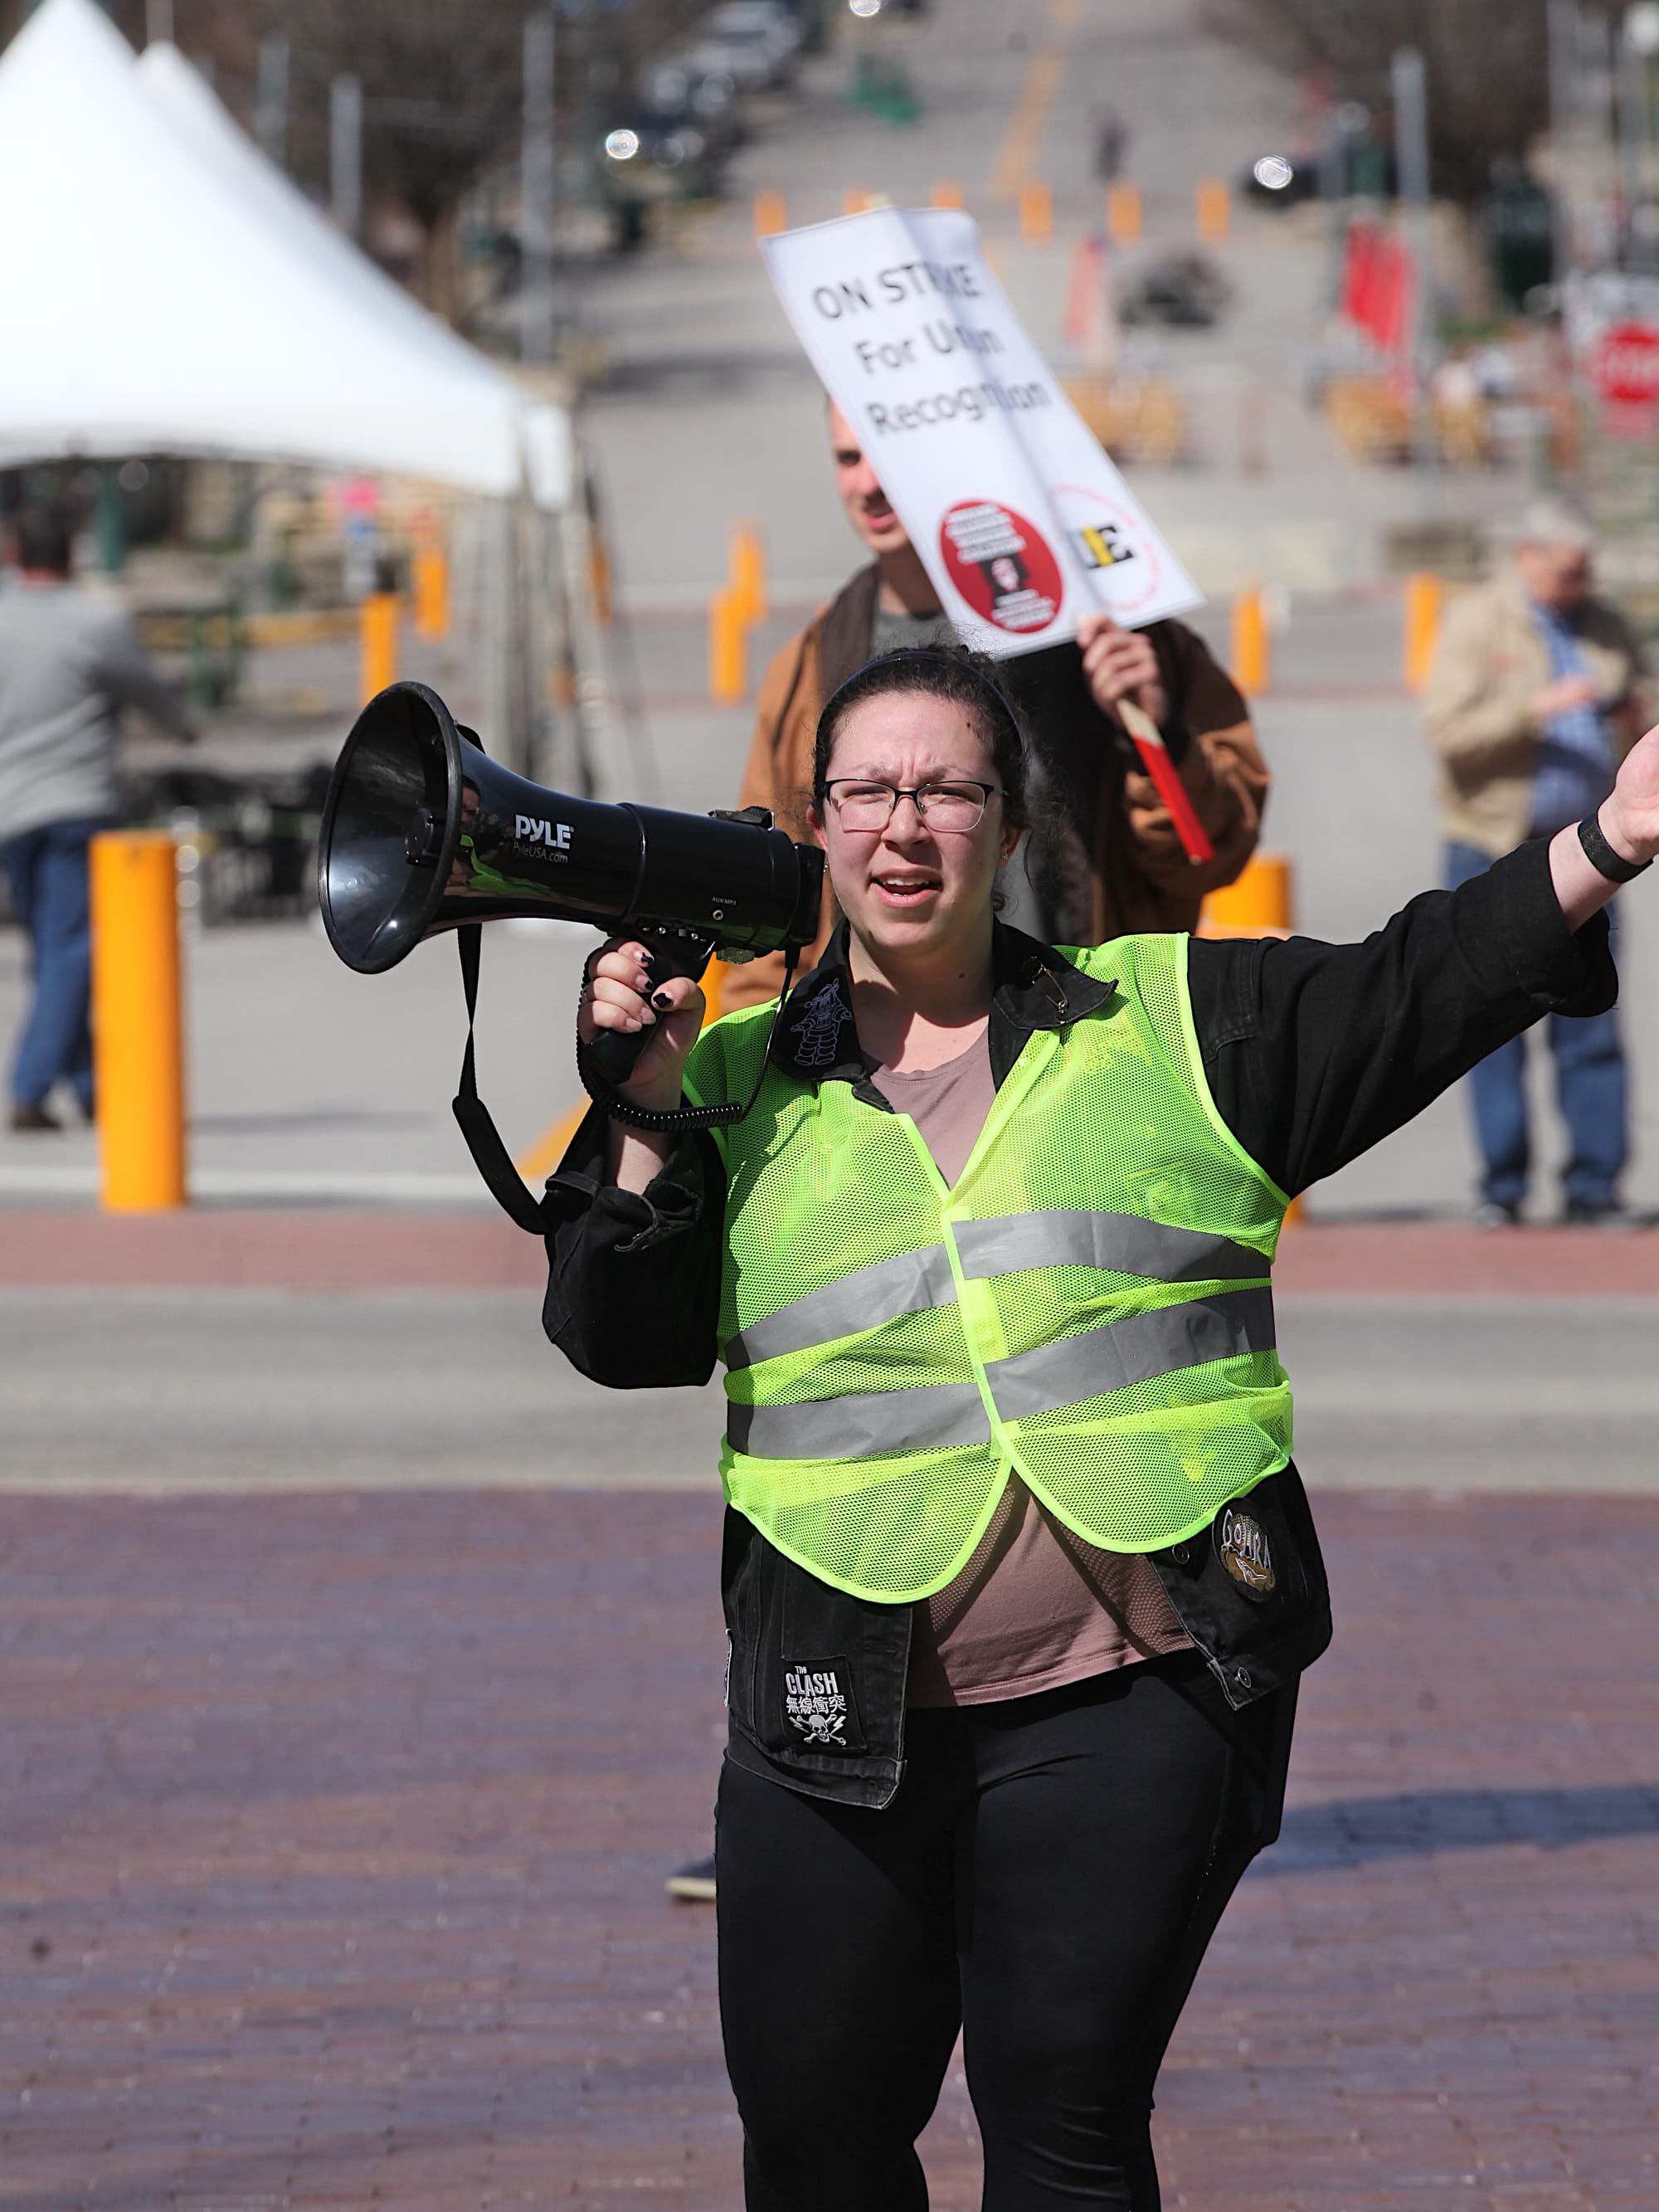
580;938;707;1122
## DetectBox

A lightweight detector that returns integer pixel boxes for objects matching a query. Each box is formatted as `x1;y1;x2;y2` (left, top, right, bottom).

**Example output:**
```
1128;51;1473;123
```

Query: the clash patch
1214;1503;1277;1599
782;1659;864;1750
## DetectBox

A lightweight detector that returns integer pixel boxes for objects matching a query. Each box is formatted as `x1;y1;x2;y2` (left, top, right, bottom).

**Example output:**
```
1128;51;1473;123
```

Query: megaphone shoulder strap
451;923;553;1235
450;923;803;1235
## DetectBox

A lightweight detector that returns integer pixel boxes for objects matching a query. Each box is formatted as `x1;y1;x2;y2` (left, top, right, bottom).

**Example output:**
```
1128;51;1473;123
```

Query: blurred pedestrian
1092;104;1127;183
0;501;194;1131
722;402;1267;1017
1423;500;1651;1224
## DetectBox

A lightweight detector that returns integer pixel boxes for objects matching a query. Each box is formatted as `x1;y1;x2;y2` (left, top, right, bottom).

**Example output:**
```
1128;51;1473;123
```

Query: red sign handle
1117;698;1214;865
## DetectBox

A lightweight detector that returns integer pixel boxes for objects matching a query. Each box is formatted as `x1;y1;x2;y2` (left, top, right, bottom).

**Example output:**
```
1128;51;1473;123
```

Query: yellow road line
515;1099;589;1183
988;0;1082;203
513;961;730;1184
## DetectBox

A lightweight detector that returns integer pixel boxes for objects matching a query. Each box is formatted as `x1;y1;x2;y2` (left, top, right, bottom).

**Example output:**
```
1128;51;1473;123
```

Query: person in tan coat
1422;499;1651;1223
720;404;1269;1013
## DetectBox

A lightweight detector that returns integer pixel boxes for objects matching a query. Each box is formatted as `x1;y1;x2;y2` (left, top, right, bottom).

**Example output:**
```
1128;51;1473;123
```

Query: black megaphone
315;683;825;1216
317;680;821;986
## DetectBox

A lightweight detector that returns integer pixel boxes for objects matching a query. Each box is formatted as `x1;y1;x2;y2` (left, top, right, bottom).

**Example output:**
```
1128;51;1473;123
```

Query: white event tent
0;0;568;506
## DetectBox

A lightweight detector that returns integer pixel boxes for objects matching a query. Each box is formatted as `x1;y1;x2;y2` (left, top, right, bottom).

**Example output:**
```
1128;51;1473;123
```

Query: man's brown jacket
1421;568;1650;857
722;565;1270;1011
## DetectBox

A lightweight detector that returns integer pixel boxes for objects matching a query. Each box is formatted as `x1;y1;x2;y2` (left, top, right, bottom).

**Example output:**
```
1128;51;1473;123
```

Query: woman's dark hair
811;647;1029;832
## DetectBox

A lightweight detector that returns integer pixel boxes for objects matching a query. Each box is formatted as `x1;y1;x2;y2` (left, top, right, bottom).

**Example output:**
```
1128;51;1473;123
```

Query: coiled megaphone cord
575;942;802;1133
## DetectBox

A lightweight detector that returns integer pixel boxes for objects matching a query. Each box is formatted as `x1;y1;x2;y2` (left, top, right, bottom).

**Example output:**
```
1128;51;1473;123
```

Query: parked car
708;1;802;75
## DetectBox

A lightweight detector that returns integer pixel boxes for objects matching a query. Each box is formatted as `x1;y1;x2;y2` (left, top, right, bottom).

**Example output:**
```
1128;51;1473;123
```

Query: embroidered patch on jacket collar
790;979;853;1069
1214;1503;1276;1598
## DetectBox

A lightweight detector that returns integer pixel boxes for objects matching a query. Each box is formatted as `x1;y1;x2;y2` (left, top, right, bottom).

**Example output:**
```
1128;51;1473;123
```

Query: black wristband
1578;812;1652;884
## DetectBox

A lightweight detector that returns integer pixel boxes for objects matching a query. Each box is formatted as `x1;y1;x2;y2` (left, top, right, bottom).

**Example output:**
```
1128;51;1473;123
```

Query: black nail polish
651;991;672;1011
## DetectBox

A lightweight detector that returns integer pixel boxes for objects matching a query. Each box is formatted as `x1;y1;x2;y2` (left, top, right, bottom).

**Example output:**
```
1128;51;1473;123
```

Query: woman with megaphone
550;645;1658;2212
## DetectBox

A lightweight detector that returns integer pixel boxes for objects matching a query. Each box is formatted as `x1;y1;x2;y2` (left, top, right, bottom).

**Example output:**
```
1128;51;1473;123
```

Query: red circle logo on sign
1592;321;1659;407
938;500;1063;635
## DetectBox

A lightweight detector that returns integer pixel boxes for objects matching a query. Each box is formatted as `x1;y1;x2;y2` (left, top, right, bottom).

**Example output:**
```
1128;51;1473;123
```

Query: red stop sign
1592;320;1659;406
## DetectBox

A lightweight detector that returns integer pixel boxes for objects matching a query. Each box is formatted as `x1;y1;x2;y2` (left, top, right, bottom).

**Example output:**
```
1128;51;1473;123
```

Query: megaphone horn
317;680;822;977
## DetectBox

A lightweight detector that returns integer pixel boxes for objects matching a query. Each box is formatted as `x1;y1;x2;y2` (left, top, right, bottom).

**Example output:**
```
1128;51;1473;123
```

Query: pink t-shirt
870;1031;1193;1708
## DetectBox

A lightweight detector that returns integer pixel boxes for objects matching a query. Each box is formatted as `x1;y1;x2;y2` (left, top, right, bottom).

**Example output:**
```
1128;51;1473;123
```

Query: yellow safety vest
684;935;1293;1604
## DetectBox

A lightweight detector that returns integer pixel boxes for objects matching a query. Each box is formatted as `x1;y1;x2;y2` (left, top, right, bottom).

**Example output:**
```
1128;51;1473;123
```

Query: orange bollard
932;178;964;210
1403;571;1443;691
1230;585;1270;695
90;831;187;1212
412;544;449;641
1019;178;1053;241
843;188;871;217
359;591;399;702
730;520;767;625
753;189;787;237
1107;181;1141;242
709;587;747;705
1201;855;1292;935
1195;176;1230;241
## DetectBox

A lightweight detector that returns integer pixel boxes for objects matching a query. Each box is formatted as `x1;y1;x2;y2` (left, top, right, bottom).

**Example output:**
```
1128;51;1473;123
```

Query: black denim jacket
544;842;1614;1807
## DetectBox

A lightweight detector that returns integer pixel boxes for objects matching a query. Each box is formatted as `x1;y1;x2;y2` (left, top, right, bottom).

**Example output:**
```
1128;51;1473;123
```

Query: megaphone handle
582;929;715;1090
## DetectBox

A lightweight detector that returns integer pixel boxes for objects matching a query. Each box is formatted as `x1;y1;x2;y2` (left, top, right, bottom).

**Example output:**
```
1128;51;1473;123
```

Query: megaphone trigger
581;928;716;1092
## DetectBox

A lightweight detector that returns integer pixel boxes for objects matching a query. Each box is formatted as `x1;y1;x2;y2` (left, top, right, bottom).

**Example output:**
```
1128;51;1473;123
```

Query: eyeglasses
823;778;1000;833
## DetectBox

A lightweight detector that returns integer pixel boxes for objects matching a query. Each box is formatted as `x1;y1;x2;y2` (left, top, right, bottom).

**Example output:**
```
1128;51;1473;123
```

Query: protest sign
761;205;1201;659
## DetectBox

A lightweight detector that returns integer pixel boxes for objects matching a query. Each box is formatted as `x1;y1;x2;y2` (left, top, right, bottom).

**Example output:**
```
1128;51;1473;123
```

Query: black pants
716;1652;1289;2212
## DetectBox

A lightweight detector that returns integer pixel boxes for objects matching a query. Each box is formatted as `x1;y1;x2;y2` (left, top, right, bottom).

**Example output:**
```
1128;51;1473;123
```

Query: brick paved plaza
1;1484;1654;2210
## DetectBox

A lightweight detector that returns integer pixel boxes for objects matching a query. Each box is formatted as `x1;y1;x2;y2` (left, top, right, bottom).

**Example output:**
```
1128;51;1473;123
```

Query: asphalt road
3;1288;1654;1494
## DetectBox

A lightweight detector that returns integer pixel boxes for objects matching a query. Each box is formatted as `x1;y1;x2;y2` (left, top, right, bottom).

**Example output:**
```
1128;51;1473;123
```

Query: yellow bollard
1403;571;1443;692
932;178;964;210
1019;178;1053;241
1201;855;1292;935
588;535;614;629
359;591;400;702
1230;585;1270;696
753;189;787;237
90;831;187;1212
730;520;768;626
1195;176;1230;242
1107;181;1141;242
709;587;747;706
411;545;449;641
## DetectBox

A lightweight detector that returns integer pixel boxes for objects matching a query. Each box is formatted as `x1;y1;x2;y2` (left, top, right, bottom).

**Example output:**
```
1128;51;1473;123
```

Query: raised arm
1190;728;1659;1196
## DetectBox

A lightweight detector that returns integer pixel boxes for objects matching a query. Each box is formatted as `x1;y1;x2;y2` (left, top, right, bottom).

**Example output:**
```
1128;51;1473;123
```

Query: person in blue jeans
0;501;193;1130
2;818;108;1126
1445;840;1625;1218
1424;501;1651;1224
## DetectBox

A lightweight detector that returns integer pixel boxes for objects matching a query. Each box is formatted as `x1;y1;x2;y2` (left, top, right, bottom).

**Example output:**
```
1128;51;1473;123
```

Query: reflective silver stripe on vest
984;1288;1276;1420
727;1289;1275;1460
727;1380;991;1461
726;1243;958;1373
953;1211;1266;1285
727;1215;1267;1375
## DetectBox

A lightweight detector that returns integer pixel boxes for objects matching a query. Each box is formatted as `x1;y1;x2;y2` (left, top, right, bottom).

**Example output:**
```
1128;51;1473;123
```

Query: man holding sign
722;210;1267;1014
